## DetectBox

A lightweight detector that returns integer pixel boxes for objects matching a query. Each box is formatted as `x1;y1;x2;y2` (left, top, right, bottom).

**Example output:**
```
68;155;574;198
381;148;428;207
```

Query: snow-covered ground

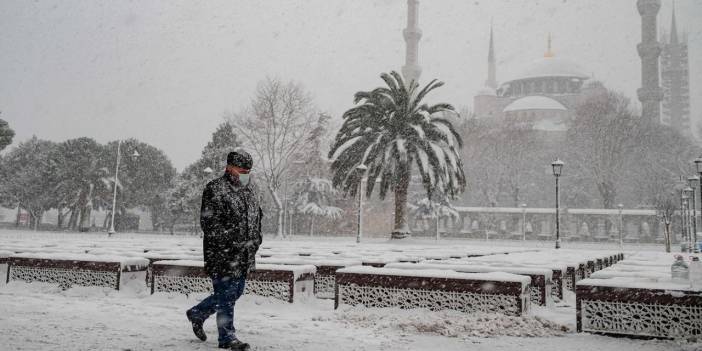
0;230;700;351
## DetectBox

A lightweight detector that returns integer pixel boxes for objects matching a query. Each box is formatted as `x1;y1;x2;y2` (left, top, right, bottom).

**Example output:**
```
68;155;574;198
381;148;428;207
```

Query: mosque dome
503;95;567;112
507;56;589;83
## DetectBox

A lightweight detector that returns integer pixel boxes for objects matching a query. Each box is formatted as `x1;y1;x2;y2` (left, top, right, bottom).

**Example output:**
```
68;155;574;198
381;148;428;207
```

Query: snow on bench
385;262;552;306
576;277;702;339
576;252;701;339
463;249;622;294
257;257;362;299
6;253;149;290
335;266;531;316
150;260;316;303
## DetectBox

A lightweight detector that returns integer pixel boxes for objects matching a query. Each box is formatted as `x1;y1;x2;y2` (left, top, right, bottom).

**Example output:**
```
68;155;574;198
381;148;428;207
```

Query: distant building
660;3;691;137
473;30;600;132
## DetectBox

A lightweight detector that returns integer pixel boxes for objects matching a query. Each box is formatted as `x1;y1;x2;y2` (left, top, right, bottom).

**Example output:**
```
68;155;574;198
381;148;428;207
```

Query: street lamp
107;140;140;236
680;187;688;251
688;176;699;252
521;203;527;241
694;157;702;252
551;159;564;249
356;164;368;244
684;186;695;252
617;203;624;250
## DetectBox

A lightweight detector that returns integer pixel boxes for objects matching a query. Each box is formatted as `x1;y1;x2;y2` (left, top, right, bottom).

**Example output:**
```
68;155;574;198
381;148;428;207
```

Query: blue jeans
187;275;247;345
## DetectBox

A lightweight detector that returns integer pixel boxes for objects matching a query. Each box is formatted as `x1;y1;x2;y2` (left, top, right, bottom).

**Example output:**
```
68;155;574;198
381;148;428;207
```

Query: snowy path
1;282;697;351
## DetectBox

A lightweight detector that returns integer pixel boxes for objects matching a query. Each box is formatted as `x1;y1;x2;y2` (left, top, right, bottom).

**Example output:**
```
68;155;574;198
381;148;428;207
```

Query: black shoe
218;339;250;350
186;310;207;341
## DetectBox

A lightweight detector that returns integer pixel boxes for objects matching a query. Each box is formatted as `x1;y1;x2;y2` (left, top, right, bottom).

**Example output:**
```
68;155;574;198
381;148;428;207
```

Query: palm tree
295;177;343;236
328;71;466;239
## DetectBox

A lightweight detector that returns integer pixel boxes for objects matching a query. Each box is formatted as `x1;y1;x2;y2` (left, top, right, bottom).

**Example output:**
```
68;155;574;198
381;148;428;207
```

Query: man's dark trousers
187;275;247;345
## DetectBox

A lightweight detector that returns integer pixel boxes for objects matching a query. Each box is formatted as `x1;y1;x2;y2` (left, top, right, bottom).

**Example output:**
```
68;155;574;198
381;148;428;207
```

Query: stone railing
414;206;666;243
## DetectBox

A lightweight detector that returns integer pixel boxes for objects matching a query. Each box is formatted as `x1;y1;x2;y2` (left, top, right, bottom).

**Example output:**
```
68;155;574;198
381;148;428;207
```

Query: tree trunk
57;206;65;228
598;181;616;209
391;165;411;239
79;184;94;232
150;205;161;232
68;205;79;230
103;211;111;229
15;205;21;227
268;183;284;238
664;220;672;253
310;216;315;237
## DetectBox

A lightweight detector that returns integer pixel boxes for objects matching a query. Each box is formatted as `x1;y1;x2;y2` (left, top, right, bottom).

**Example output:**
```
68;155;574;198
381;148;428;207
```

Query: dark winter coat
201;174;263;278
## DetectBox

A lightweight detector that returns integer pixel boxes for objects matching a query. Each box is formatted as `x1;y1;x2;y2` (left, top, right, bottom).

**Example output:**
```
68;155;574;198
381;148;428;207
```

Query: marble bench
6;253;149;290
335;266;531;316
385;262;552;306
576;277;702;340
150;260;316;303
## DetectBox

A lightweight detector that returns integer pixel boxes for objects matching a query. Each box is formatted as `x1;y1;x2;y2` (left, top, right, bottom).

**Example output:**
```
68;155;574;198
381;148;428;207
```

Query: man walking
186;150;263;351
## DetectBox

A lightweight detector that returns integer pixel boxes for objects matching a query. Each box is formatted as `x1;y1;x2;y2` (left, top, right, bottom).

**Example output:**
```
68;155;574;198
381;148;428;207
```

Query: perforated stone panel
564;275;574;291
338;283;527;316
9;266;118;289
313;274;336;299
153;274;291;302
581;299;702;339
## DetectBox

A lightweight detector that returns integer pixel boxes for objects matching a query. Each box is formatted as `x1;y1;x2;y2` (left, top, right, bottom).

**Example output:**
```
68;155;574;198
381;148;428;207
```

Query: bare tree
567;87;641;208
652;184;679;253
227;78;317;237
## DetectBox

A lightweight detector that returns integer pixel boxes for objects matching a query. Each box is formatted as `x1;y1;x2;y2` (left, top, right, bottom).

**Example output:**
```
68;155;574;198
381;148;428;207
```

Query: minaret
636;0;663;124
485;24;497;89
661;1;691;136
402;0;422;85
545;33;555;58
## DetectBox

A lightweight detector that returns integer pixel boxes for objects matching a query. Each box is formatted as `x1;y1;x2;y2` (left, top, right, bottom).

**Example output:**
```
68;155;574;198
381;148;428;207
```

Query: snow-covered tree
51;138;113;230
227;77;317;237
0;116;14;152
0;137;56;230
165;162;210;234
295;177;342;236
409;191;459;235
164;123;241;233
567;87;641;209
200;121;241;173
328;71;466;239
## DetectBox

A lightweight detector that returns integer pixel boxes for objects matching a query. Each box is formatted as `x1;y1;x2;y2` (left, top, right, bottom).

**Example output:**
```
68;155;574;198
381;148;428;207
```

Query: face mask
238;173;250;186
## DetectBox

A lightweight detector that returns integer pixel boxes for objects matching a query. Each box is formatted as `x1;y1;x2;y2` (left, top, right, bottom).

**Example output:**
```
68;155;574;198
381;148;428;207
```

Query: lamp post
694;157;702;252
521;203;527;241
681;186;688;251
684;186;694;252
356;164;368;244
682;189;691;252
551;159;564;249
107;140;140;236
688;176;699;253
617;203;624;250
434;196;440;241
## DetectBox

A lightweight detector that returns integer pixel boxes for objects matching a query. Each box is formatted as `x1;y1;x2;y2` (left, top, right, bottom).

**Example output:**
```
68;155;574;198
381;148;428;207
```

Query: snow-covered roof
507;56;589;82
503;96;567;112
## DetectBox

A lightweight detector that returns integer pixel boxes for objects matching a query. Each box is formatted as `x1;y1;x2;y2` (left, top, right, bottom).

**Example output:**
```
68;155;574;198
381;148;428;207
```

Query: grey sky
1;0;700;171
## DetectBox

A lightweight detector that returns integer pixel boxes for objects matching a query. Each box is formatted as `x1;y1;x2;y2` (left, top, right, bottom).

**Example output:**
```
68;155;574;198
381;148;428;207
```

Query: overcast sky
1;0;700;171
